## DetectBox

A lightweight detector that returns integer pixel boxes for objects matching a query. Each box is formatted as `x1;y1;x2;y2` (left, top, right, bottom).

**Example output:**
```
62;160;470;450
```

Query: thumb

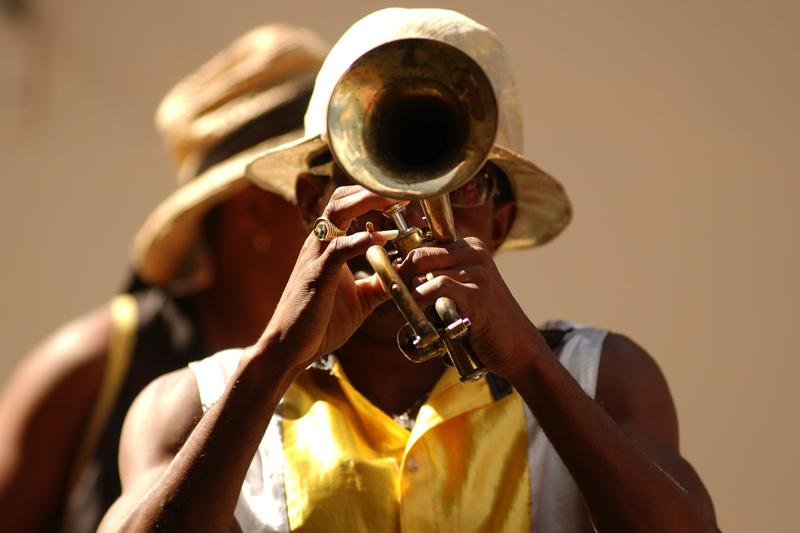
355;273;390;314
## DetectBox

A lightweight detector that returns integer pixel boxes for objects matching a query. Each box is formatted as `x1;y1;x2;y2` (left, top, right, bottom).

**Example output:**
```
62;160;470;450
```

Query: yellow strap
66;293;138;492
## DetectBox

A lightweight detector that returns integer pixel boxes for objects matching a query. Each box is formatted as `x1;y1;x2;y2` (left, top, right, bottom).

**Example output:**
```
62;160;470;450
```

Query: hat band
194;85;314;177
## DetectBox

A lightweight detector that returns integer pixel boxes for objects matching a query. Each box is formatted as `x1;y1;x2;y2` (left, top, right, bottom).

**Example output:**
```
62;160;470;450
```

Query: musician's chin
349;250;421;342
358;300;406;340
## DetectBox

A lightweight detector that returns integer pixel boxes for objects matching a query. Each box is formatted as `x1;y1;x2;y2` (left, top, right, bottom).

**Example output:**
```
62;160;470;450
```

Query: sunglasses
449;166;500;209
309;160;511;210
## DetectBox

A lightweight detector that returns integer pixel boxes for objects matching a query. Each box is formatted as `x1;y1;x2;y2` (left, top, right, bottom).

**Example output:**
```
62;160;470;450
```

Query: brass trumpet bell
326;38;498;199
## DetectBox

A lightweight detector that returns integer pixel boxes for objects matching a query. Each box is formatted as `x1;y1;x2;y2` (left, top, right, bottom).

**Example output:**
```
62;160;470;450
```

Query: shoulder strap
486;328;573;401
66;293;138;493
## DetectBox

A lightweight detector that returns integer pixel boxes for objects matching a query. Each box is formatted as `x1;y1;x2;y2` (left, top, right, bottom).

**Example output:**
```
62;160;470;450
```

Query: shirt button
406;457;419;472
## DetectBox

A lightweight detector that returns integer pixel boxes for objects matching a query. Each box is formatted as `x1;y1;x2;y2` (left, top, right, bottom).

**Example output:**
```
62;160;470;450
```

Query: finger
407;265;485;289
354;273;390;314
320;231;389;273
397;239;488;279
412;274;480;316
322;186;409;230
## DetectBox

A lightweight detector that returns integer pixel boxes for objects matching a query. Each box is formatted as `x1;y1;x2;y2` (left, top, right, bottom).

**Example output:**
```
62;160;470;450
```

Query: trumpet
326;38;498;382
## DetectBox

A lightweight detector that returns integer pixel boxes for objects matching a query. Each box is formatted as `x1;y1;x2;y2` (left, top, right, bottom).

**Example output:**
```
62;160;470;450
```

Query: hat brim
245;133;330;202
132;128;305;288
246;136;571;252
487;144;572;251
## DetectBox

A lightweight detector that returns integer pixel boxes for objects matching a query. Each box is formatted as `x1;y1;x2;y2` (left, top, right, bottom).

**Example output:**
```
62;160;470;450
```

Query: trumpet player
101;8;718;533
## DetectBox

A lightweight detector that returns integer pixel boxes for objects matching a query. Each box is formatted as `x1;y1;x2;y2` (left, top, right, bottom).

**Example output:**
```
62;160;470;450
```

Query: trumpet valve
394;228;425;257
444;317;471;340
383;204;410;232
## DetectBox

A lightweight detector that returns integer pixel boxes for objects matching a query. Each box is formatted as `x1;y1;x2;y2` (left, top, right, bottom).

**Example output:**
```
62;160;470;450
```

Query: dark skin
100;170;719;532
0;184;306;531
0;307;112;531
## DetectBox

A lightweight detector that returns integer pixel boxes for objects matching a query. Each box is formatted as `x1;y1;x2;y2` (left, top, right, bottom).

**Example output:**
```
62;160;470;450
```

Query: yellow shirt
188;321;605;533
280;358;532;532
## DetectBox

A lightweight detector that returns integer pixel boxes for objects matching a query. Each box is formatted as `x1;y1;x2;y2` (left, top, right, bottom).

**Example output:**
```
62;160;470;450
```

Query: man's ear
491;201;516;251
295;173;330;228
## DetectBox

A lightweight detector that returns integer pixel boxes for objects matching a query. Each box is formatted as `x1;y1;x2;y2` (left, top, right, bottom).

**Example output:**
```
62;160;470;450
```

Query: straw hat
132;24;328;288
246;8;571;252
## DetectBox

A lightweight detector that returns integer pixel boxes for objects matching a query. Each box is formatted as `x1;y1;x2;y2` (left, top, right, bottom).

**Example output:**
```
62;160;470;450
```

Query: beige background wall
1;1;798;530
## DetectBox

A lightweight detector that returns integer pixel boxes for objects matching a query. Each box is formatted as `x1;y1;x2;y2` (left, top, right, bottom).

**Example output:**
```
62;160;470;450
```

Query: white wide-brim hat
247;8;571;251
131;24;329;289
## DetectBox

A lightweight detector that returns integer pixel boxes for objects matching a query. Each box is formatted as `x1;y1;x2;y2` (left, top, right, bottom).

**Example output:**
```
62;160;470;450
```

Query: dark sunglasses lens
450;173;491;208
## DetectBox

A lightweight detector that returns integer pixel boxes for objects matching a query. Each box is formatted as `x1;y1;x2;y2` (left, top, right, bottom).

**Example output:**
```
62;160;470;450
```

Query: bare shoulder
596;332;718;521
118;367;202;485
100;368;203;532
0;301;115;449
0;303;114;529
1;302;114;405
595;332;679;449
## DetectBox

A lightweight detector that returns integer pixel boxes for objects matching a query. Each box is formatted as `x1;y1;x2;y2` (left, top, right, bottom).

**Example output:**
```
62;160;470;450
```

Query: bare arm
100;187;395;532
509;333;718;532
0;305;112;531
99;348;296;533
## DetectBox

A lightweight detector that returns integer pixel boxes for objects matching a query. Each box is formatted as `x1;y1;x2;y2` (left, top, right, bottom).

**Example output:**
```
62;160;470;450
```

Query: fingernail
376;229;399;240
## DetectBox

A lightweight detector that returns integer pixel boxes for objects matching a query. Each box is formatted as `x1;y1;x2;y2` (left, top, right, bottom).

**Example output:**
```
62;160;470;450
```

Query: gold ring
313;216;347;241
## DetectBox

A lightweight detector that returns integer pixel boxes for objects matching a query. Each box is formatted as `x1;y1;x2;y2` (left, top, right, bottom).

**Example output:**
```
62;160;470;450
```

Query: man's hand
255;185;404;372
398;236;547;378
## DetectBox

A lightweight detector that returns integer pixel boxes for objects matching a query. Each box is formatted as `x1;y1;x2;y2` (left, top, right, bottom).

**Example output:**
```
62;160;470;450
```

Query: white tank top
189;320;606;532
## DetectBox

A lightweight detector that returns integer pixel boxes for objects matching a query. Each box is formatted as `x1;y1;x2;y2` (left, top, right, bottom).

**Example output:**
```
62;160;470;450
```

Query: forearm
509;346;717;532
103;341;298;533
